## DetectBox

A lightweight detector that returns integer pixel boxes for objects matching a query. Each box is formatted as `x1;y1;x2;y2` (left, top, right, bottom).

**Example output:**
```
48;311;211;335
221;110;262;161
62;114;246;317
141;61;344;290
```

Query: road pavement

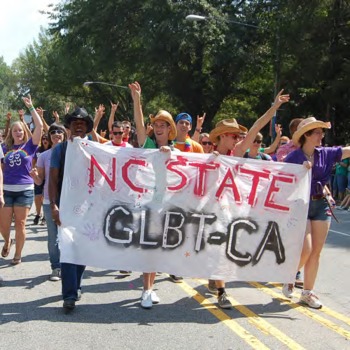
0;209;350;350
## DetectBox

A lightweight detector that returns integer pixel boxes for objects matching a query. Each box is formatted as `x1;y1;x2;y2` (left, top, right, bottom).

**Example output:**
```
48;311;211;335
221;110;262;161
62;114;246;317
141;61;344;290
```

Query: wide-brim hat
64;107;94;134
149;110;177;141
292;117;331;145
209;119;248;144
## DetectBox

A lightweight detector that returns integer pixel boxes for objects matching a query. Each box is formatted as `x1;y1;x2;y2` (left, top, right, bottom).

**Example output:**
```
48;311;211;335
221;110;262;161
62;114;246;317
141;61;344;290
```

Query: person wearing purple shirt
284;117;350;309
0;95;43;265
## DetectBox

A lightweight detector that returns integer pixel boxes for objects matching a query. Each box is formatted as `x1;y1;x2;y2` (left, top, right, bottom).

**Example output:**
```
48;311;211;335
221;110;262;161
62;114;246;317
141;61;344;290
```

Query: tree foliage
4;0;350;143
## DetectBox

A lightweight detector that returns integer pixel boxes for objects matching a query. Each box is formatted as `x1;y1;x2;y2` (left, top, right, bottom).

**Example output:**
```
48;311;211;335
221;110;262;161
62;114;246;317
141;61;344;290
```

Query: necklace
174;136;191;152
302;150;314;161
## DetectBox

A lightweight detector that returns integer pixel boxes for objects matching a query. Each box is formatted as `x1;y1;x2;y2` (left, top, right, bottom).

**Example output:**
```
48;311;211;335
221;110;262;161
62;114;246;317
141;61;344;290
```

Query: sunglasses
201;141;212;146
42;137;49;141
112;131;124;135
253;139;263;144
49;130;64;135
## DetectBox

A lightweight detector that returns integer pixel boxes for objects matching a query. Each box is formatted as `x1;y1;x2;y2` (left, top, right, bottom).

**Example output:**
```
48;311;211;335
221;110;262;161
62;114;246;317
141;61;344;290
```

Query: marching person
49;107;94;312
0;95;43;265
284;117;350;308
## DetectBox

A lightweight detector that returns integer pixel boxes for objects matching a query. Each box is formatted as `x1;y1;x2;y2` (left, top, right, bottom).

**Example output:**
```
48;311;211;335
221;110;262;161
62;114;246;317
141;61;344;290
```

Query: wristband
29;106;35;112
195;128;202;132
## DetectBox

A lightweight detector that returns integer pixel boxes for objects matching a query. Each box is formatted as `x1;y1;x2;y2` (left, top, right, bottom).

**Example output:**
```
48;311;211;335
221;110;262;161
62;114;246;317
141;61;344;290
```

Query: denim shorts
4;189;34;208
308;198;331;222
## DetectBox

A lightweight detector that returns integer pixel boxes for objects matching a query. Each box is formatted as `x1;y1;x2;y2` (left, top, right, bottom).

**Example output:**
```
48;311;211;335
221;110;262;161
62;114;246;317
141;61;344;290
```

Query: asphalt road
0;210;349;350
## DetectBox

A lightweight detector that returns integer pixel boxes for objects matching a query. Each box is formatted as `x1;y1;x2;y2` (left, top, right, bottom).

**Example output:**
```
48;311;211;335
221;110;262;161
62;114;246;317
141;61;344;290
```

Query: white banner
59;138;310;282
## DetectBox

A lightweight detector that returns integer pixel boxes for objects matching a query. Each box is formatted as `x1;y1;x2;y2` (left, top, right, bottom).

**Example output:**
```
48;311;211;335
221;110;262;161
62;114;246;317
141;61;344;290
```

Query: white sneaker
49;268;61;282
300;290;322;309
151;290;160;304
282;283;294;298
141;290;153;309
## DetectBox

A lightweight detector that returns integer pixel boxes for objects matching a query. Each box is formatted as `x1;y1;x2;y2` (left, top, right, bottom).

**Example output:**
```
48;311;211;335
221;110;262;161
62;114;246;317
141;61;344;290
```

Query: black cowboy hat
64;107;93;134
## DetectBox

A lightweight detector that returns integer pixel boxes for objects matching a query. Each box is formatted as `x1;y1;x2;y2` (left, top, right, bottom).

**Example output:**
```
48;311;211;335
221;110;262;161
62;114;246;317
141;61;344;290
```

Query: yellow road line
195;279;305;350
177;279;270;350
249;282;350;340
269;283;350;327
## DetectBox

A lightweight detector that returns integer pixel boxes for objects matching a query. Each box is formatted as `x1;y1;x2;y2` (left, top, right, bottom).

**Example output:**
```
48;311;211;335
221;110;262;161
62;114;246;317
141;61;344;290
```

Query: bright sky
0;0;61;66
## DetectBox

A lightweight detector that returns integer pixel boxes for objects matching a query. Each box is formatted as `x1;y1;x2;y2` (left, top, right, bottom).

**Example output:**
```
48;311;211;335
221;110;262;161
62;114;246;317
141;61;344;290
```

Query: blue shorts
4;189;34;208
308;198;331;222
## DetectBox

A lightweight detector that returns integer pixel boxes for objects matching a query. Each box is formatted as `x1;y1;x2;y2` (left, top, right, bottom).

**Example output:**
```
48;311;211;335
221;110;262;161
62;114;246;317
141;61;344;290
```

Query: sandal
1;239;14;258
11;257;21;265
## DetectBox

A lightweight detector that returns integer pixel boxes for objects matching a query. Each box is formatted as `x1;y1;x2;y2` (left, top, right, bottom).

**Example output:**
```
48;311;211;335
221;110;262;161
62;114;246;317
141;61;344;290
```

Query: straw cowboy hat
149;110;177;141
292;117;331;145
209;119;248;144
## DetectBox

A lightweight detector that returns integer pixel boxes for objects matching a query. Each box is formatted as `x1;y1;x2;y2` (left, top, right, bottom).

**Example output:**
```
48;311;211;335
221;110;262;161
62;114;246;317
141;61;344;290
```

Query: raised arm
4;112;12;139
129;81;147;146
264;123;282;154
22;95;43;145
18;109;32;138
52;110;60;124
108;101;119;133
235;90;290;157
192;112;206;142
36;107;50;133
93;104;105;131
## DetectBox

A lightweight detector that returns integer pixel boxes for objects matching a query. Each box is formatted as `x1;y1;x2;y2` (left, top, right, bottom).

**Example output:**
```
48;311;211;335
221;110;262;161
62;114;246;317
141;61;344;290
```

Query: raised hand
196;112;206;129
275;123;282;136
22;94;33;109
274;89;290;107
110;101;119;112
129;81;141;101
52;111;60;123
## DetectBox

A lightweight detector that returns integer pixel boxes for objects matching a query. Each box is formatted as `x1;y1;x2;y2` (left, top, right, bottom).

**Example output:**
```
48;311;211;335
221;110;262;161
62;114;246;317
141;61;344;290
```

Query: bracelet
29;106;35;112
195;128;202;132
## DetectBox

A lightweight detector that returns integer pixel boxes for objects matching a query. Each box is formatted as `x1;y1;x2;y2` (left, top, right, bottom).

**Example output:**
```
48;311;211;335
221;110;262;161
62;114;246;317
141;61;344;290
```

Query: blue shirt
285;146;342;196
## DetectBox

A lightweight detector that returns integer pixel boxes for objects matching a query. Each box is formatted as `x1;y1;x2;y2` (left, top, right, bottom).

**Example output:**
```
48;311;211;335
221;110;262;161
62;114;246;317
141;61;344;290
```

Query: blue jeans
43;204;60;270
61;263;86;301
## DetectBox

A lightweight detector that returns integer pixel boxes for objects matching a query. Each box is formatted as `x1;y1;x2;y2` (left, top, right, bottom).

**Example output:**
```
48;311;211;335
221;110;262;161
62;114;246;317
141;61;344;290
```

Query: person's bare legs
298;221;313;270
13;206;30;259
141;272;157;308
143;272;156;290
0;207;14;252
34;194;43;217
303;220;330;291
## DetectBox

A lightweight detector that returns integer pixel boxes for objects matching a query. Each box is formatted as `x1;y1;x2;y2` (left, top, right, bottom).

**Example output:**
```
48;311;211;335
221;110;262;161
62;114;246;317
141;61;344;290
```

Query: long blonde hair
5;121;29;149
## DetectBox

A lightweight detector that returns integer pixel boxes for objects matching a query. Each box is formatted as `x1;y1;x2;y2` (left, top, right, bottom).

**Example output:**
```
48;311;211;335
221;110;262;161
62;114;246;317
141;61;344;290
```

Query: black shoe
33;215;41;225
63;299;76;312
169;274;183;283
40;217;46;226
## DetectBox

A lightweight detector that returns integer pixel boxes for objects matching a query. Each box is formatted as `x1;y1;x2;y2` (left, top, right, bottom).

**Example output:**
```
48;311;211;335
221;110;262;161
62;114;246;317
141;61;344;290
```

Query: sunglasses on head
201;141;212;146
253;139;263;144
49;130;64;135
113;131;124;135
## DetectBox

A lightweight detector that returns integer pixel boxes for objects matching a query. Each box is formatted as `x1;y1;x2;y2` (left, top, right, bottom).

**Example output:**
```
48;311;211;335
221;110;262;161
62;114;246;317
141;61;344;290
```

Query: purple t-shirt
2;138;38;185
285;146;342;196
37;148;53;202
